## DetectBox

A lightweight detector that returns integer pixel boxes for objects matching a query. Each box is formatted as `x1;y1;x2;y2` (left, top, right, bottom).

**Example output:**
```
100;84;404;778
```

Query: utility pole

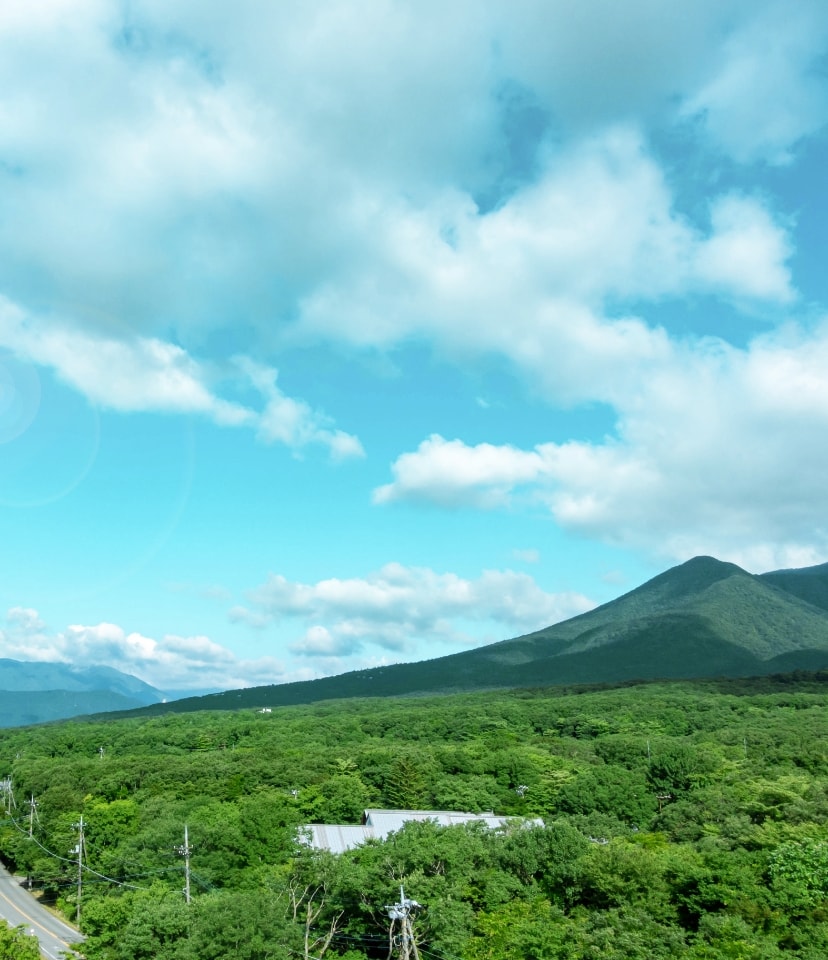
0;777;15;815
72;815;85;923
175;825;192;904
386;885;421;960
28;795;38;838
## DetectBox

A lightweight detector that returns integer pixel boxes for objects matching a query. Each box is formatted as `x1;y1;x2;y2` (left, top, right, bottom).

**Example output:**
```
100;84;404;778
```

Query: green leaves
2;677;828;959
768;840;828;910
0;921;40;960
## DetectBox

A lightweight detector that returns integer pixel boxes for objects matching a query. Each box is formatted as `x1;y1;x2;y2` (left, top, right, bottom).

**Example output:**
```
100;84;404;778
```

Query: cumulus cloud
6;606;46;631
374;321;828;572
0;2;811;386
0;297;249;423
244;563;595;659
680;1;828;163
298;130;794;409
695;195;794;303
0;607;285;691
0;0;826;594
373;436;545;509
236;357;365;459
0;297;362;458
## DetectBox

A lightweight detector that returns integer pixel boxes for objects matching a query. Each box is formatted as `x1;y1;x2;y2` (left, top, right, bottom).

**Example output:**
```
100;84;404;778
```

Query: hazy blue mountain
0;660;163;726
112;555;828;718
0;689;160;728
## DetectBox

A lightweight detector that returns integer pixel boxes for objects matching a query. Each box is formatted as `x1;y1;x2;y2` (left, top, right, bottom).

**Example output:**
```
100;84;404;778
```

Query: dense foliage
1;675;827;958
0;920;40;960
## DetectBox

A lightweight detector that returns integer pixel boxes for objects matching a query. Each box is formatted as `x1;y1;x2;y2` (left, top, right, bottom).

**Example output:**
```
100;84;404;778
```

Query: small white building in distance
304;808;543;855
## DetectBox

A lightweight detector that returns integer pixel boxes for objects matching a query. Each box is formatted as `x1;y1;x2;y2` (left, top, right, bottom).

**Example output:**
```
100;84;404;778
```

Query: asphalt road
0;862;83;959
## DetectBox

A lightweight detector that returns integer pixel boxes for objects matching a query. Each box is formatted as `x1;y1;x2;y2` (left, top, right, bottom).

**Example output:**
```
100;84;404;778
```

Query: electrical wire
4;812;147;890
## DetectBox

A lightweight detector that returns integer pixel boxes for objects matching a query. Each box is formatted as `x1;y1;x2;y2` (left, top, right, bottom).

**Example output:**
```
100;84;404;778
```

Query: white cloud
495;1;740;130
0;607;286;691
291;625;360;659
695;195;794;302
374;321;828;572
0;298;249;423
0;0;825;590
373;436;546;508
6;606;46;631
0;565;596;688
246;563;595;658
297;130;794;408
0;297;362;458
0;3;808;383
680;1;828;163
237;357;364;458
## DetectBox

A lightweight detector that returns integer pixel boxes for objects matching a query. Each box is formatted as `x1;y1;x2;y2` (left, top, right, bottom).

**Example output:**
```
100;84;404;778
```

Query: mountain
759;561;828;613
0;689;161;728
0;660;163;727
113;555;828;717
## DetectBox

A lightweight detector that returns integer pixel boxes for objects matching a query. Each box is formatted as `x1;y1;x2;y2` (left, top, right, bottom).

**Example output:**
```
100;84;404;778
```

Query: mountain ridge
102;554;828;718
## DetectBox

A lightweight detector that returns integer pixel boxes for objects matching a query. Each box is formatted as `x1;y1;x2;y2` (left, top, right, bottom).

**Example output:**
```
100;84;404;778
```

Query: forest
0;673;827;959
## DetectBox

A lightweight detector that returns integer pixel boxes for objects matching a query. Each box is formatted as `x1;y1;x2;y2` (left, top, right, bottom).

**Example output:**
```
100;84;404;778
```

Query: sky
2;0;828;694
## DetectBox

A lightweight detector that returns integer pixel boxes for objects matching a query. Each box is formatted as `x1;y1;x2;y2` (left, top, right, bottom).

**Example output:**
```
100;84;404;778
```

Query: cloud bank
1;606;285;692
1;564;593;689
236;564;594;661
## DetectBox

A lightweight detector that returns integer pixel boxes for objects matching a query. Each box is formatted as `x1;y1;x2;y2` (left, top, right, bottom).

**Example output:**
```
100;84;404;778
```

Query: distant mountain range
0;661;164;727
113;555;828;717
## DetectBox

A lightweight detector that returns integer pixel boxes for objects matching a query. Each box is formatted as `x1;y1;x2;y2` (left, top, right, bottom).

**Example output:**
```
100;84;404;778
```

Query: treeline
0;677;827;958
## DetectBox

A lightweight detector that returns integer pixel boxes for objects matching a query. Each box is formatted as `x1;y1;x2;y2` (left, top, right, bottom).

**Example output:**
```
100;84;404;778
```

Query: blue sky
2;0;828;692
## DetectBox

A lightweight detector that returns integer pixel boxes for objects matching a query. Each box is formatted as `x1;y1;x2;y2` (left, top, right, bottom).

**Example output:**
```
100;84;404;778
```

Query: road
0;862;83;959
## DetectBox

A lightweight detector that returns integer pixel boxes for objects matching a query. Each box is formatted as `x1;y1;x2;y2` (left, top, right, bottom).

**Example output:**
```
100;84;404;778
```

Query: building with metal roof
303;808;543;855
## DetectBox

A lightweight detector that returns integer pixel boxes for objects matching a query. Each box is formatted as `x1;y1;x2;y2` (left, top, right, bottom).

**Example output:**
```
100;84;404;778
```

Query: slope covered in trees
1;674;827;958
109;556;828;718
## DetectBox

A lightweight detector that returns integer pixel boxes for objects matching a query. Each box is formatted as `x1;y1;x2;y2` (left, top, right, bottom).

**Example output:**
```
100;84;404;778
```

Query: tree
0;921;40;960
767;840;828;911
466;899;568;960
184;890;300;960
557;767;657;825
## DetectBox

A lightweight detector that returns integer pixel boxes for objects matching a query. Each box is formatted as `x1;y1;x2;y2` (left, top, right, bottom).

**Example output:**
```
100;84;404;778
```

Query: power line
5;810;146;890
0;774;206;899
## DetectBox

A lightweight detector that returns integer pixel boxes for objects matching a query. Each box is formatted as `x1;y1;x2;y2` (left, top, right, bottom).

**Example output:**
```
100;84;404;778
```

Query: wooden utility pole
73;815;85;922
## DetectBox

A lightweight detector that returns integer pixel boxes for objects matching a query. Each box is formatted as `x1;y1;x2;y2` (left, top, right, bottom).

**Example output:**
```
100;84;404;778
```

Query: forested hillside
109;557;828;719
1;675;827;959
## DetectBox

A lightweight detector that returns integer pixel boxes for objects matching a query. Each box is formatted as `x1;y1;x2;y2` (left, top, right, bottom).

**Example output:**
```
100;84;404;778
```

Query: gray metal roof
303;809;543;854
304;823;378;854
